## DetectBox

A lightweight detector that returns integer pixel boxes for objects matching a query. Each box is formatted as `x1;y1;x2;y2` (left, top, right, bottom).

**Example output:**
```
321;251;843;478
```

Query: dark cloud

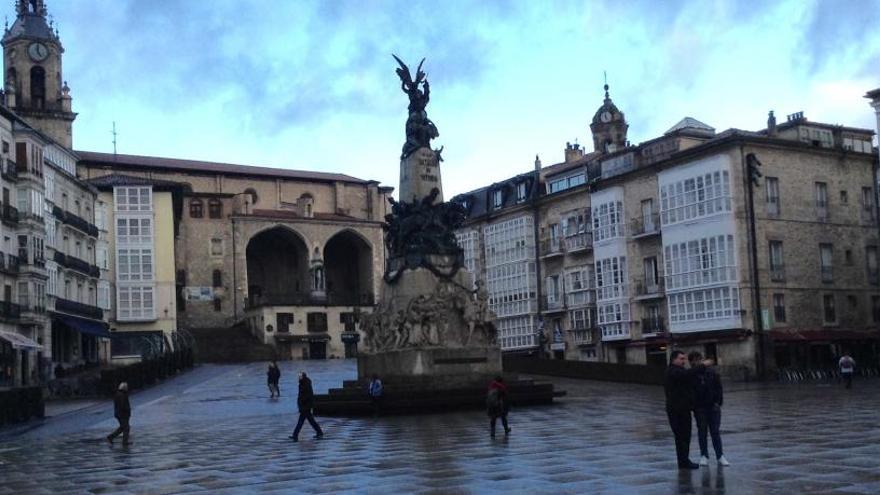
798;0;880;74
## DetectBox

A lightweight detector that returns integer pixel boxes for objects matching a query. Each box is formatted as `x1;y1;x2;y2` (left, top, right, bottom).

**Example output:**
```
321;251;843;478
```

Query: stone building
455;86;879;378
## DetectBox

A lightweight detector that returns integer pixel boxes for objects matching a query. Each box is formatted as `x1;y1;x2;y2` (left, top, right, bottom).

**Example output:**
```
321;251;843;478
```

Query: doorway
309;341;327;360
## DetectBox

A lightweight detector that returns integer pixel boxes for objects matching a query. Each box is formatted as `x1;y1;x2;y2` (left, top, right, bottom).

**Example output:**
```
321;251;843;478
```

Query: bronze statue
393;55;439;159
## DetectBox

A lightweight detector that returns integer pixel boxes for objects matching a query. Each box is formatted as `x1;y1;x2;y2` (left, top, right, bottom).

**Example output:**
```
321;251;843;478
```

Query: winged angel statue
393;55;439;159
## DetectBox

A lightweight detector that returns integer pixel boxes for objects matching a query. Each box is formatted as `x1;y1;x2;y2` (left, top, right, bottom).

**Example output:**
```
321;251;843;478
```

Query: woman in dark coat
487;376;511;437
289;372;323;442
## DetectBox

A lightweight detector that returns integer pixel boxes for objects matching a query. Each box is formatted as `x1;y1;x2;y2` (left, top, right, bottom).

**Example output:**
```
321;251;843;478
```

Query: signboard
185;287;214;301
551;342;566;351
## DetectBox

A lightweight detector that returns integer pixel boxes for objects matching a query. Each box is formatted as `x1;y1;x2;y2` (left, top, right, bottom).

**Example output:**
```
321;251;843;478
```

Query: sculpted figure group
361;280;496;353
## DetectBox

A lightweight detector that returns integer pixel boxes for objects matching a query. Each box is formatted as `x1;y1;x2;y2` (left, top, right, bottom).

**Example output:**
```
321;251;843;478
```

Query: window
872;296;880;323
773;293;786;323
116;217;152;245
95;203;107;230
213;298;222;312
862;187;875;222
97;281;110;310
189;198;203;218
822;294;836;324
492;189;503;208
667;286;741;324
765;177;779;215
815;182;828;219
592;200;625;242
820;244;833;282
660;170;732;225
117;248;153;282
96;244;108;270
117;286;155;320
47;263;58;296
769;241;784;281
548;172;585;194
845;249;853;265
663;235;737;291
516;182;527;203
114;187;152;212
212;269;222;288
210;238;223;256
840;190;848;204
595;256;627;301
208;198;223;219
847;295;858;308
867;246;878;284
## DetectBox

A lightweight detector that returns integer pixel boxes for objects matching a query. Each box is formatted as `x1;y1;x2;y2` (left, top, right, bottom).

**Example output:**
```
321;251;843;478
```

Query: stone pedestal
358;347;502;390
399;147;443;204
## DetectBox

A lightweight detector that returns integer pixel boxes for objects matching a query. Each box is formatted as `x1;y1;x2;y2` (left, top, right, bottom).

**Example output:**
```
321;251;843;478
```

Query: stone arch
323;228;374;305
245;225;311;307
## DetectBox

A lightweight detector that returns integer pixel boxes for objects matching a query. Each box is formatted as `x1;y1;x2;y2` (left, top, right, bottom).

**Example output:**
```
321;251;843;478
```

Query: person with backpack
289;372;323;442
367;374;384;416
839;353;856;389
689;352;729;467
486;376;511;437
267;361;281;399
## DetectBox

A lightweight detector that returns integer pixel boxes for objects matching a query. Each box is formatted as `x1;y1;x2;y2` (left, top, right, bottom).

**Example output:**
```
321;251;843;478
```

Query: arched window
30;66;45;109
208;198;223;219
189;198;203;218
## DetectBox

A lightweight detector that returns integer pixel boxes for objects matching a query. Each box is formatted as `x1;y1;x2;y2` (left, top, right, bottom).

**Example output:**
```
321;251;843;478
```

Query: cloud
798;0;880;74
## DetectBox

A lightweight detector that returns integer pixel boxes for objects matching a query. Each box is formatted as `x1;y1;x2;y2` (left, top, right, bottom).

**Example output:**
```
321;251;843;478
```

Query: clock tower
2;0;76;148
589;83;628;154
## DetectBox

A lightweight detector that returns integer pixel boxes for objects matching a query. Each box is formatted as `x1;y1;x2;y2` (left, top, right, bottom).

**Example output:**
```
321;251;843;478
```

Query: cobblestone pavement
2;360;879;494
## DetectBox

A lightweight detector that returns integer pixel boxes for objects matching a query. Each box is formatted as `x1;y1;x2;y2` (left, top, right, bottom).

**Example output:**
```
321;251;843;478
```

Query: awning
769;329;880;342
53;314;110;338
0;330;41;350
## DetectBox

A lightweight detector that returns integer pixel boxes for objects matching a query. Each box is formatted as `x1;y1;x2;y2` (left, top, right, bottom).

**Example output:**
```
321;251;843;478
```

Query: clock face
600;111;613;123
28;42;49;62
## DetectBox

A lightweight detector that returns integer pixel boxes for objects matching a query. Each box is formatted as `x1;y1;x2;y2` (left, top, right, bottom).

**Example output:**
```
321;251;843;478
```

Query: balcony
568;327;597;346
564;232;593;253
1;204;18;225
246;292;375;309
566;289;596;308
600;323;631;341
0;300;21;321
0;253;19;275
18;297;46;315
54;251;100;278
641;317;666;336
540;237;565;258
630;213;661;239
54;297;104;320
633;277;665;300
541;295;565;314
18;248;45;268
769;265;786;282
53;206;100;237
821;266;833;283
1;159;17;181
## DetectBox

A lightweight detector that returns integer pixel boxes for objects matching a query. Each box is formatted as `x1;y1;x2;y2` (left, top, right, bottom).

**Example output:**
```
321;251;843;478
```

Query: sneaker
699;456;709;466
679;461;700;470
718;455;730;466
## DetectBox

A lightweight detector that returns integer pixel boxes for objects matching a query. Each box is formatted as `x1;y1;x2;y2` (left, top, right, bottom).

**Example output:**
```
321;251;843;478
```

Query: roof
2;13;58;45
75;151;372;185
248;208;378;224
665;117;715;136
865;88;880;100
541;152;599;178
86;173;192;192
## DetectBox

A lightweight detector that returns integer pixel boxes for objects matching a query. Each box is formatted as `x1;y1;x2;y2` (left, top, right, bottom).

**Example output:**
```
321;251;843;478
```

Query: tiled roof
76;151;371;184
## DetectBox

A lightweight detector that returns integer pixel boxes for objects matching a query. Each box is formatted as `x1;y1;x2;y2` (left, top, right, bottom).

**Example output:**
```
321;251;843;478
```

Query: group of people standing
665;350;729;469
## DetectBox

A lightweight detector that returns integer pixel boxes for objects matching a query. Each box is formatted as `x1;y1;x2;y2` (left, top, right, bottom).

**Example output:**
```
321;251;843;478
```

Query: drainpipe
744;149;765;379
232;215;237;323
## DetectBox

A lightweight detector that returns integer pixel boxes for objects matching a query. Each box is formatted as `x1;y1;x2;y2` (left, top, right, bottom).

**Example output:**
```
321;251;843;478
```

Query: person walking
289;372;323;442
839;353;856;389
666;350;698;469
689;352;730;467
367;374;384;416
267;361;281;399
486;375;511;437
106;382;131;446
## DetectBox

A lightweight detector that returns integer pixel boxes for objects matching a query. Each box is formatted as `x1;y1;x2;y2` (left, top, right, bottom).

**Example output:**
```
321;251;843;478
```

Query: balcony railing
630;213;661;238
641;317;665;335
821;266;833;283
54;251;100;278
568;327;597;346
1;204;19;225
54;297;104;320
633;277;665;298
247;292;375;309
600;324;631;341
541;295;565;313
564;232;593;252
0;253;19;274
1;159;17;181
540;237;565;257
770;265;786;282
0;300;21;320
53;206;100;237
566;289;595;308
861;208;875;224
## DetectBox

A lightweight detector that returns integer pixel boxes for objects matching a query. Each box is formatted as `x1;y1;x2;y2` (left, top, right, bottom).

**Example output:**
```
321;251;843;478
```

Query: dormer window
492;189;503;208
208;198;223;219
516;182;527;203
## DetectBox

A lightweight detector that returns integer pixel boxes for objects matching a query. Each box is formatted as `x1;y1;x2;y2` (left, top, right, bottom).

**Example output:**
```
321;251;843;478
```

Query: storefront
0;330;41;387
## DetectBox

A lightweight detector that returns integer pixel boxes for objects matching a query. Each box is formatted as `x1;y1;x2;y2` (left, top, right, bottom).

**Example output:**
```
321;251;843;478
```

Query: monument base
357;347;501;390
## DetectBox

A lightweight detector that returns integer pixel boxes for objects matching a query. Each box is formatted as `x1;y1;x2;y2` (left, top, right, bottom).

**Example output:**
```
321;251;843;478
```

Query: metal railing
770;265;786;282
630;213;661;237
633;277;665;297
0;300;21;320
1;204;19;224
54;297;104;320
540;237;565;257
0;253;19;274
541;295;565;312
564;232;592;252
1;159;18;181
641;317;665;335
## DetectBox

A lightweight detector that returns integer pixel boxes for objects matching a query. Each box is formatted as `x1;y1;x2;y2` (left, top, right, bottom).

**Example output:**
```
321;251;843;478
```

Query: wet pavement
1;360;879;494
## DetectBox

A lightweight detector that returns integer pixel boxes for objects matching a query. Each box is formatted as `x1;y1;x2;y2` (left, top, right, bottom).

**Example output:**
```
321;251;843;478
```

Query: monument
314;57;560;415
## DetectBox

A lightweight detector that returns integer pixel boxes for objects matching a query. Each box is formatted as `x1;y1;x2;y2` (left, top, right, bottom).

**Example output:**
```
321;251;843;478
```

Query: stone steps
188;325;279;363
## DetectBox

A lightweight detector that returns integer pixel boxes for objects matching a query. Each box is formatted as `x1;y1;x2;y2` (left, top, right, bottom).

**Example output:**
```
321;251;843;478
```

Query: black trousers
292;410;323;439
667;410;692;465
842;372;853;389
490;414;509;435
108;416;130;444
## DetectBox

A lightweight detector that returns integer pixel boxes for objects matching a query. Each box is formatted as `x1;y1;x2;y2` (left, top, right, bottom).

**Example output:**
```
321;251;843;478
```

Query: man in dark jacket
107;382;131;446
665;350;698;469
267;361;281;399
289;372;323;442
690;352;729;466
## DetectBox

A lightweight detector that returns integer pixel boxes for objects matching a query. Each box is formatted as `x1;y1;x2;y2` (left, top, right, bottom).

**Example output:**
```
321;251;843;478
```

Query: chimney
534;154;542;172
786;111;805;123
564;142;584;162
767;110;777;136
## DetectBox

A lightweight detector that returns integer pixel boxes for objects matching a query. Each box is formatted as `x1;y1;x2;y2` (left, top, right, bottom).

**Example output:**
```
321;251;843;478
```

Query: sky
22;0;880;197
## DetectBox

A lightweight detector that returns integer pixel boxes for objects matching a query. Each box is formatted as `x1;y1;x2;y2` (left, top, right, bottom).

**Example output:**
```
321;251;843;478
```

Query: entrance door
276;313;294;333
643;257;658;291
344;341;357;358
309;341;327;360
616;346;627;364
